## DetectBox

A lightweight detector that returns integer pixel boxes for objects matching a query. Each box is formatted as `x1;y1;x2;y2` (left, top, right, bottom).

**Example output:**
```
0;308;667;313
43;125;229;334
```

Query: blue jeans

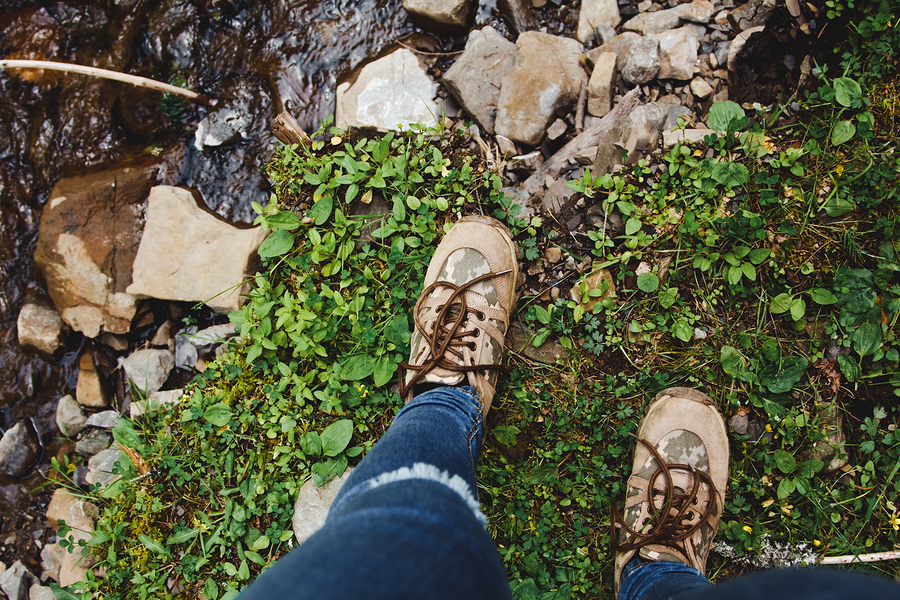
238;385;512;599
240;386;900;600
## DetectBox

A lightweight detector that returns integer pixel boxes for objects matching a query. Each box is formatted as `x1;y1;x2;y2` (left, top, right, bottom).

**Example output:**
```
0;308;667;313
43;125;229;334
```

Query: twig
819;549;900;565
0;59;215;106
575;76;588;133
394;39;464;57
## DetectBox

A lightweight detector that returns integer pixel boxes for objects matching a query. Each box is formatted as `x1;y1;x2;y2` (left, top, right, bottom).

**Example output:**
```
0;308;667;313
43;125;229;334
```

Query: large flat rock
126;186;267;314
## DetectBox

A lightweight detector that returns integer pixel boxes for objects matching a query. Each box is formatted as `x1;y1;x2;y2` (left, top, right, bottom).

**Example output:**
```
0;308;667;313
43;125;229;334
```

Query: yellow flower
813;539;822;547
765;424;773;433
889;513;900;531
743;525;753;534
835;164;845;176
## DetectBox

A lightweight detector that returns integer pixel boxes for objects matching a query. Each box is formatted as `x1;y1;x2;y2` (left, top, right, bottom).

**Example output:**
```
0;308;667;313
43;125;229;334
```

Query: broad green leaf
770;293;793;314
300;431;322;456
625;217;642;235
112;420;141;448
741;262;757;281
139;534;168;555
749;248;771;264
708;100;746;131
637;272;659;292
833;77;861;108
308;196;334;225
534;305;552;324
222;592;240;600
809;288;837;304
853;322;882;357
203;403;233;427
823;195;855;217
774;449;797;474
494;425;521;446
777;477;796;499
250;535;270;551
204;578;219;600
167;528;199;545
321;420;353;457
732;246;751;259
720;346;746;378
339;355;374;380
265;210;301;231
672;317;692;342
48;584;79;600
711;161;749;187
238;559;250;580
258;230;295;259
831;120;856;145
727;265;743;285
799;460;824;478
790;297;806;321
659;287;677;309
373;354;396;387
761;356;808;394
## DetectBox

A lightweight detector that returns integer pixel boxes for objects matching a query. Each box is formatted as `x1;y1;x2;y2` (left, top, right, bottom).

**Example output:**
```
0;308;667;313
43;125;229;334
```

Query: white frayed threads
367;462;487;525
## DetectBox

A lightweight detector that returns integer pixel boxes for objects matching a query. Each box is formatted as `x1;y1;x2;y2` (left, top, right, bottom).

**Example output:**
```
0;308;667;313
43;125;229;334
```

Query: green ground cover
51;4;899;599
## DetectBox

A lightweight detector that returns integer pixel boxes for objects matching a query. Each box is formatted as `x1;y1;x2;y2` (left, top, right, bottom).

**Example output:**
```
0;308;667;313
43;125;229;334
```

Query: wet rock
33;162;158;338
498;0;535;35
728;0;776;32
587;51;617;117
121;348;175;395
194;106;251;150
130;389;184;418
401;0;475;32
74;427;111;458
593;102;666;174
174;325;199;370
16;289;66;356
56;394;87;438
100;332;128;352
85;410;119;430
293;467;353;545
727;26;764;72
126;186;267;314
336;48;443;132
690;76;714;98
0;560;32;600
86;448;122;487
0;421;41;479
588;32;641;70
443;27;517;134
495;32;586;147
75;351;112;408
506;322;569;364
577;0;621;44
622;37;660;85
623;0;714;34
652;26;701;80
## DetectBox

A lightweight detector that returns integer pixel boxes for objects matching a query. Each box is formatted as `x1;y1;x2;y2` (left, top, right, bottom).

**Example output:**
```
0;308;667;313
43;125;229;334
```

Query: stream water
0;0;426;570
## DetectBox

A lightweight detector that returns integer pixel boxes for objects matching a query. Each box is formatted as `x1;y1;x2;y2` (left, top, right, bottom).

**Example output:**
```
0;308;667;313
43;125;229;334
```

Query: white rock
624;0;714;34
589;32;642;71
622;37;660;85
547;119;568;141
292;468;353;544
652;27;701;80
17;292;66;356
587;51;617;117
402;0;475;31
126;186;267;314
690;76;714;98
336;48;443;132
85;410;119;429
56;394;87;438
577;0;621;44
0;560;32;600
121;348;175;395
130;389;185;418
496;135;518;158
86;448;123;487
30;584;56;600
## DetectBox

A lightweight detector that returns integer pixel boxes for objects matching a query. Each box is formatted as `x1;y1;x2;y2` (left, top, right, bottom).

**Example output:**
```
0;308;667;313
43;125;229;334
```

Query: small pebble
694;327;708;340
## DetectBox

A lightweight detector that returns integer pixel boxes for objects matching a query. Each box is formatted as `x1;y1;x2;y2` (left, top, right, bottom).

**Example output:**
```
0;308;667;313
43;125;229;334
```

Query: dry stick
819;549;900;565
521;86;642;196
0;59;215;106
575;76;588;133
272;111;311;146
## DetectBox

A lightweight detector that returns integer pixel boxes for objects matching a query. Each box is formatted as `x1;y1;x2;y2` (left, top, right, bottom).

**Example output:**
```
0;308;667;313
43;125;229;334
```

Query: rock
130;388;184;418
121;348;174;395
574;145;599;165
665;104;690;131
336;48;443;132
569;267;616;311
623;0;713;34
100;332;128;352
0;560;32;600
85;410;119;429
547;119;568;141
30;584;55;600
150;320;174;347
652;27;700;80
693;327;707;340
75;351;111;408
401;0;475;32
542;178;577;214
174;326;199;370
588;32;641;71
194;106;250;150
40;543;64;584
587;51;617;117
444;28;517;135
126;186;267;314
0;421;41;479
593;102;666;174
498;0;534;35
663;128;718;148
495;32;586;147
292;468;353;545
622;37;660;85
74;427;111;458
86;448;122;487
16;290;66;356
586;204;625;235
544;247;562;263
33;162;158;338
728;0;776;32
728;411;750;435
43;495;96;587
506;322;568;364
690;76;714;98
56;394;87;438
496;135;517;158
508;151;544;172
727;26;764;72
500;187;536;220
577;0;621;44
46;489;98;530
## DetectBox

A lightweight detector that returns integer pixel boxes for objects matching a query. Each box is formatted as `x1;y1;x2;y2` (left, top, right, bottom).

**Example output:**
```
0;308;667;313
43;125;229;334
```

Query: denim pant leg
238;386;512;600
618;557;713;600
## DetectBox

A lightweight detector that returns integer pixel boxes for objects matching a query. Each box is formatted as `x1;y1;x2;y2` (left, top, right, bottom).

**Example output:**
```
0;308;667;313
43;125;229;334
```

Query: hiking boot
398;215;519;416
612;387;730;590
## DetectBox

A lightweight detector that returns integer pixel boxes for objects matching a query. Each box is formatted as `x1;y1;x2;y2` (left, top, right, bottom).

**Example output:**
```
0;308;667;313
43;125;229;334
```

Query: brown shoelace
611;436;719;563
398;270;510;398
